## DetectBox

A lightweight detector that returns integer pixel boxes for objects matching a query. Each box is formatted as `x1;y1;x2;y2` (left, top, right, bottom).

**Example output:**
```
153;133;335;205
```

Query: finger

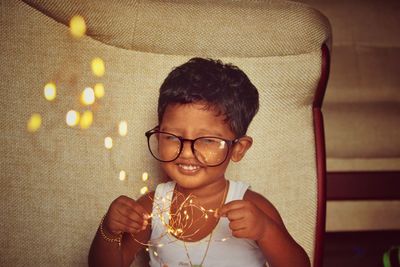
117;205;147;223
112;219;143;234
229;220;246;231
116;207;149;231
117;196;150;218
115;215;145;229
217;200;246;217
224;208;246;221
231;228;248;239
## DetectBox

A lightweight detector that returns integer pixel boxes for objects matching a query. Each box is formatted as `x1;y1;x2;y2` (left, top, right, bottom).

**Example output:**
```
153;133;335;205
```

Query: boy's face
159;102;238;190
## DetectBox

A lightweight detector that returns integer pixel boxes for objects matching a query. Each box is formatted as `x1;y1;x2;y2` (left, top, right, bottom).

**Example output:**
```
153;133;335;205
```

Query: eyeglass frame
145;126;240;167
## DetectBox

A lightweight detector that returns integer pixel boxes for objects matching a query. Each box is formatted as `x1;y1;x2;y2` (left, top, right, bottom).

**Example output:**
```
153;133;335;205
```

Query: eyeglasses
145;127;239;167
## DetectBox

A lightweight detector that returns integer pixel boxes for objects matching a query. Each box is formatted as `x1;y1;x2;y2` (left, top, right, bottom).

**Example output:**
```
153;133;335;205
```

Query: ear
230;136;253;162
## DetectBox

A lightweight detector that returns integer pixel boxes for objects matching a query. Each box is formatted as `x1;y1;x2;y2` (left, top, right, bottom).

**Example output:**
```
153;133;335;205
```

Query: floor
323;230;400;267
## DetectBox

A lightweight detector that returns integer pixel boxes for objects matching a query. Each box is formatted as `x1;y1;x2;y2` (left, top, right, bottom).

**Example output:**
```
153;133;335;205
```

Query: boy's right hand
103;195;150;237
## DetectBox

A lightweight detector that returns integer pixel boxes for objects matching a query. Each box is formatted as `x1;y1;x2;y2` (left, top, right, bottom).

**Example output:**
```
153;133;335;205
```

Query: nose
180;140;195;159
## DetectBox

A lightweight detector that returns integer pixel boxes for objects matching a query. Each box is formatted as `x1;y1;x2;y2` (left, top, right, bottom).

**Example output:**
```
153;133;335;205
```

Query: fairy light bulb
94;83;105;98
44;82;56;101
104;137;113;149
66;110;80;127
91;57;105;77
81;87;95;105
27;113;42;132
118;121;127;136
69;15;86;38
80;110;93;129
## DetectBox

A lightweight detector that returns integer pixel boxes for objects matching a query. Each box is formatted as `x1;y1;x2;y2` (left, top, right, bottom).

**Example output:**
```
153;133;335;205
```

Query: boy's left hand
217;200;273;241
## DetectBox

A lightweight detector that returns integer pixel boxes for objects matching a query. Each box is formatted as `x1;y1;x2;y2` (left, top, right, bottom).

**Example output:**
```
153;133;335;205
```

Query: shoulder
243;189;284;226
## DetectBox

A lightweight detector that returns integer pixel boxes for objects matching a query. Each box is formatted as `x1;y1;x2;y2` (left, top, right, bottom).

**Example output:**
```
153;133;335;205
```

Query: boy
89;58;310;267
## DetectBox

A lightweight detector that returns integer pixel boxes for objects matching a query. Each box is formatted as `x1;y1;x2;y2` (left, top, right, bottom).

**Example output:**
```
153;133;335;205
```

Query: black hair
157;57;259;137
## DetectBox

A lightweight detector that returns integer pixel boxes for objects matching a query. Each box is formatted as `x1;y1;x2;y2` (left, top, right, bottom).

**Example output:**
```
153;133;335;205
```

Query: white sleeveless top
148;180;267;267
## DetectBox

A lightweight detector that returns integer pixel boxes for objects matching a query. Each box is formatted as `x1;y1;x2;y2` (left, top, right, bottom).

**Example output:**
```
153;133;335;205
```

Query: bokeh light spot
27;113;42;132
44;82;56;101
140;186;149;195
81;87;95;105
94;83;105;98
142;172;149;182
66;110;80;127
69;15;86;38
91;57;105;77
80;110;93;129
118;121;128;136
104;137;113;149
119;170;126;181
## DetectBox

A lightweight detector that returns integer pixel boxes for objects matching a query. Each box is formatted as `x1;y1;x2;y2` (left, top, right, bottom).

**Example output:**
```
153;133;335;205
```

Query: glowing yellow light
119;170;126;181
69;15;86;38
142;172;149;182
205;214;208;219
27;113;42;132
118;121;128;136
153;251;158;257
104;137;113;149
66;110;80;127
44;82;56;101
140;186;149;195
91;57;105;77
80;110;93;129
221;238;227;242
94;83;105;98
81;87;95;105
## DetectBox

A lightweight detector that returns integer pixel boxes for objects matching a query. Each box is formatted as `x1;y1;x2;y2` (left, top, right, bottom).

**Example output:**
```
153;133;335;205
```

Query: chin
170;174;204;189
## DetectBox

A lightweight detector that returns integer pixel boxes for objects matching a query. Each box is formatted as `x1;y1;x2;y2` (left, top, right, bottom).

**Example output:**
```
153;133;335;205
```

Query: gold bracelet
99;215;122;247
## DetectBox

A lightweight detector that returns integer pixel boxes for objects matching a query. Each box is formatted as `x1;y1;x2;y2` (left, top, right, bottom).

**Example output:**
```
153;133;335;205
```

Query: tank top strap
225;180;250;203
153;180;176;202
152;181;175;229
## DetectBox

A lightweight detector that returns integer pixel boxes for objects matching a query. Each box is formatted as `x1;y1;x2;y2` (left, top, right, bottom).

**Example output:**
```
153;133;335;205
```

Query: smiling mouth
177;163;201;172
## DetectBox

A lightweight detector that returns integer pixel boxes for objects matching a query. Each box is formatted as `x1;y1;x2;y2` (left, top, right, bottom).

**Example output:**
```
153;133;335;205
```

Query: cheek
160;162;173;173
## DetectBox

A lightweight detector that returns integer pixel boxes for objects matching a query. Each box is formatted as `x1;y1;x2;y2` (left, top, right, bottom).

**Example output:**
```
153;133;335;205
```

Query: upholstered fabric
22;0;330;57
0;0;330;266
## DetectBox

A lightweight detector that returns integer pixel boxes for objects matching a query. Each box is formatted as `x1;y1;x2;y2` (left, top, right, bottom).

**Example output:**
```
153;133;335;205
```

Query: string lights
131;188;231;264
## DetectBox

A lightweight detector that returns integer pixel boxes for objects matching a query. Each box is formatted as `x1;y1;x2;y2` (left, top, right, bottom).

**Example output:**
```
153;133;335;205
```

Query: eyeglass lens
147;132;229;166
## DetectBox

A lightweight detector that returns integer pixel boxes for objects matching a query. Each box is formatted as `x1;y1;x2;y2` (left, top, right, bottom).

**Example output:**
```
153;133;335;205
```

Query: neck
175;178;228;202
